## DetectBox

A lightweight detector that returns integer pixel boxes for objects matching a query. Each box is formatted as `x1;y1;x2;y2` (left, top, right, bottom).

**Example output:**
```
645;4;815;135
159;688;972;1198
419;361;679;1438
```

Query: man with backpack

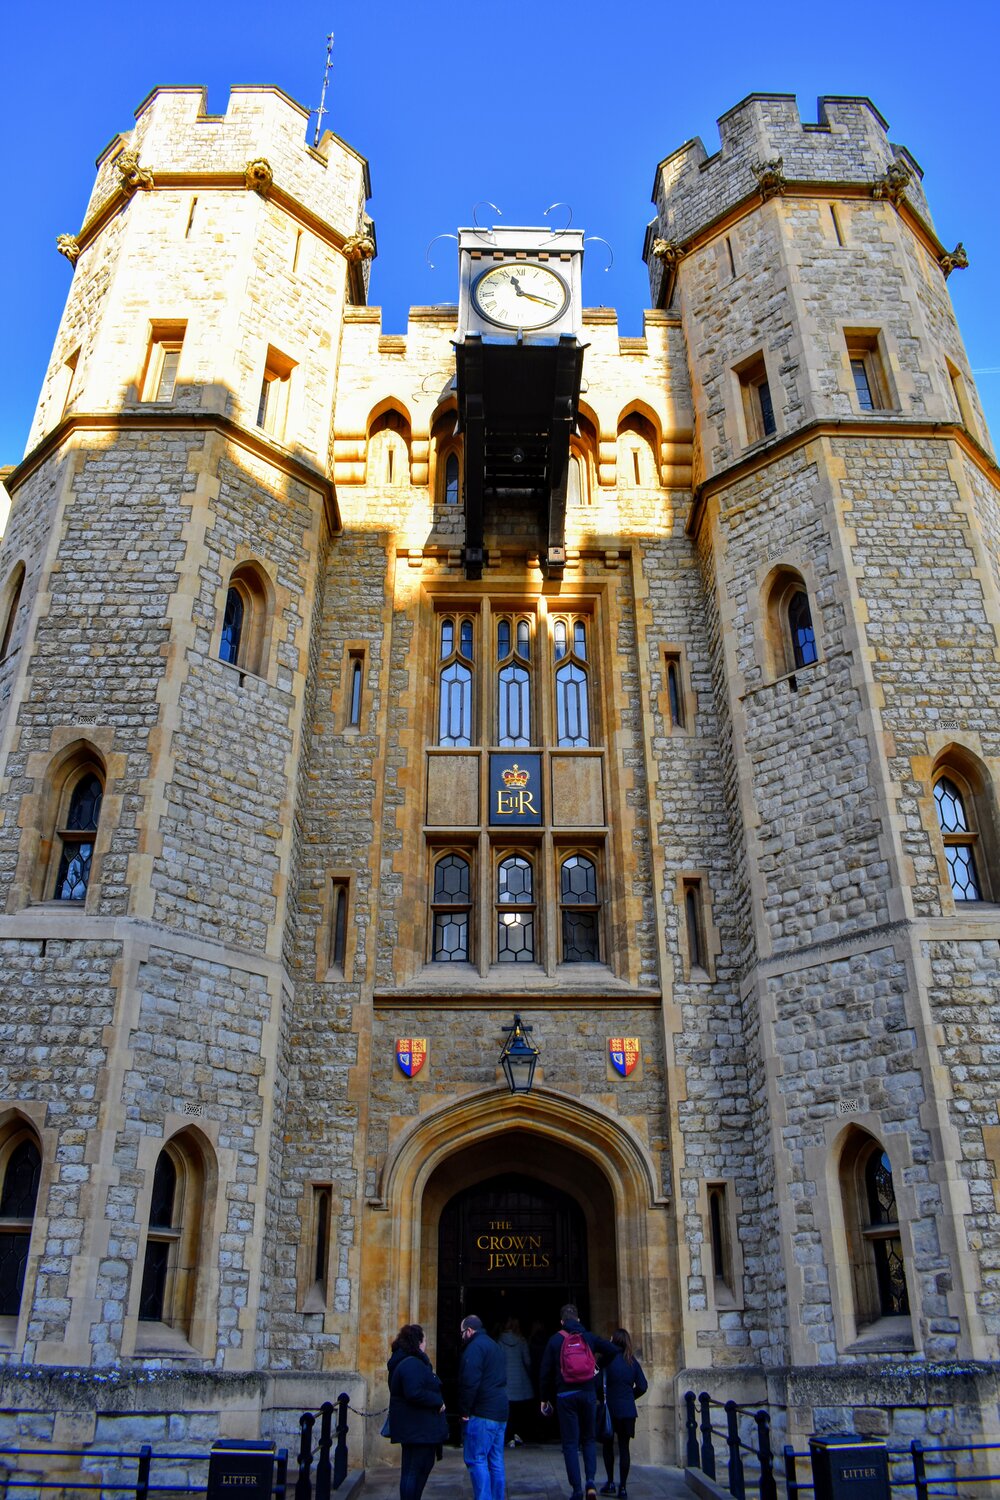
539;1304;618;1500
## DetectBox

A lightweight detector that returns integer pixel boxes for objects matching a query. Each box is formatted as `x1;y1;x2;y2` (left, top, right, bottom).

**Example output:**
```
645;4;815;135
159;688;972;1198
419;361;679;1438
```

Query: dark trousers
399;1442;436;1500
603;1418;633;1486
555;1387;597;1497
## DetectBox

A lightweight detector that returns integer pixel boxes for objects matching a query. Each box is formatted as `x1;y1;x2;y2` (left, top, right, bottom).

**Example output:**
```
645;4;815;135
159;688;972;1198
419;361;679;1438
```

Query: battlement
82;85;371;243
648;93;931;260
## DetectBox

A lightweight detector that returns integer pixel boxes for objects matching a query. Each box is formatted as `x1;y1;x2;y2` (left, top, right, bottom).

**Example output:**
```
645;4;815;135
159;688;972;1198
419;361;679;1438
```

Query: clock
471;262;570;330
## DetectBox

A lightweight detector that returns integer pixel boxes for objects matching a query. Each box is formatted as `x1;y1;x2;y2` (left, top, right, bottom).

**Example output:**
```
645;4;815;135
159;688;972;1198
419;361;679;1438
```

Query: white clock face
472;263;569;329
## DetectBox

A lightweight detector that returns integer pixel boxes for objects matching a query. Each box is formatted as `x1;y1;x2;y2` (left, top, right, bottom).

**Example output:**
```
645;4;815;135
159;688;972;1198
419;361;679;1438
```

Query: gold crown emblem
502;763;530;788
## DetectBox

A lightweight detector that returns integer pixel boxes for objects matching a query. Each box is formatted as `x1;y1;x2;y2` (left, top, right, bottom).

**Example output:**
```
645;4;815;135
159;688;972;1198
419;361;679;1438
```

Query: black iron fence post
911;1439;928;1500
135;1443;152;1500
756;1409;777;1500
725;1400;745;1500
783;1444;800;1500
698;1392;716;1479
275;1447;289;1499
315;1403;334;1500
295;1412;316;1500
684;1391;699;1469
333;1393;349;1491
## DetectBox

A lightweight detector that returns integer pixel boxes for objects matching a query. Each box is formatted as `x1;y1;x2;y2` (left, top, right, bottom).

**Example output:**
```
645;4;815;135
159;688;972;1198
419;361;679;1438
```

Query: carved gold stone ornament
343;232;376;263
651;237;685;268
116;149;154;194
751;157;787;201
872;160;911;203
244;158;274;197
56;234;81;266
940;242;969;278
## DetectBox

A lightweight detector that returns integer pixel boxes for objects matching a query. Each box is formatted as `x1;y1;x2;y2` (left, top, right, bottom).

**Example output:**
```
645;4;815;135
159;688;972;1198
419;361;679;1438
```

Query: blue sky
2;0;999;461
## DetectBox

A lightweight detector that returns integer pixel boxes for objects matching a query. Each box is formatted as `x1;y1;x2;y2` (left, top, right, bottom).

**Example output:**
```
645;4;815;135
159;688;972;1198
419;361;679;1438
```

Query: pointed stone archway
360;1085;677;1464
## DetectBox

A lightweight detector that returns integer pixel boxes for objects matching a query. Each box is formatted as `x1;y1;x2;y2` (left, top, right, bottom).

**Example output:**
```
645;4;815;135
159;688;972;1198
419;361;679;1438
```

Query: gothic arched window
788;589;818;669
496;615;532;747
218;563;270;676
444;451;461;506
138;1133;209;1340
934;774;983;901
438;615;474;746
553;616;591;747
0;1133;41;1318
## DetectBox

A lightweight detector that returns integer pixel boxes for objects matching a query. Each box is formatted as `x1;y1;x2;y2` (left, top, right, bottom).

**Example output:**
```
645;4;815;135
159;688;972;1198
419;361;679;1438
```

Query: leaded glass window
934;776;982;901
497;855;535;963
497;614;532;747
438;615;474;746
864;1149;909;1317
553;615;591;747
788;590;817;668
219;586;244;665
54;771;103;902
432;853;471;962
560;854;600;962
0;1138;40;1318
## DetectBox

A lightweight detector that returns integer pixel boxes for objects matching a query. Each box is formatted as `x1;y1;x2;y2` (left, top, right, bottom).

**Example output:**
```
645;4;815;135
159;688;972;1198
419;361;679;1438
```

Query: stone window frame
843;326;896;414
0;1118;43;1340
428;844;476;966
556;846;605;966
661;645;695;736
927;747;998;908
697;1177;745;1313
217;559;275;681
37;748;107;908
674;871;720;982
133;1127;215;1357
733;351;779;447
366;403;412;487
139;320;187;403
945;358;978;437
834;1127;914;1352
0;562;25;662
256;344;297;441
299;1182;334;1314
343;644;367;732
759;563;821;683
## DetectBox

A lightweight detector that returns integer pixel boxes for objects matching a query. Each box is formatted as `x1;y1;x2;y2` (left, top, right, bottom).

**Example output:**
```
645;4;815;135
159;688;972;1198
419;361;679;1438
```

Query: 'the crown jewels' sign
489;755;542;826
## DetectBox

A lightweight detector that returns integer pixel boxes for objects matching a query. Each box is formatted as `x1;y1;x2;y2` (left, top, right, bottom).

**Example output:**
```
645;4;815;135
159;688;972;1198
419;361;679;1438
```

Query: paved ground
356;1442;694;1497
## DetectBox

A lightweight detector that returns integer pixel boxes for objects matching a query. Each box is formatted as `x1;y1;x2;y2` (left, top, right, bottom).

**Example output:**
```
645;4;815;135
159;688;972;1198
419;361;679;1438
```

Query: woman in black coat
598;1328;648;1498
386;1324;448;1500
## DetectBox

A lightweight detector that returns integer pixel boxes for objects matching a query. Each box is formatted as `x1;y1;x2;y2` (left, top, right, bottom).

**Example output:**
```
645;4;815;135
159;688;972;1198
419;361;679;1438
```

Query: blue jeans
556;1387;597;1498
463;1414;506;1500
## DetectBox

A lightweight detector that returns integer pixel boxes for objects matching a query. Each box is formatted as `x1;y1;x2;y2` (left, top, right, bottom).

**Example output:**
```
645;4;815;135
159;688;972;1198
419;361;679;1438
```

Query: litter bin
809;1433;890;1500
206;1439;276;1499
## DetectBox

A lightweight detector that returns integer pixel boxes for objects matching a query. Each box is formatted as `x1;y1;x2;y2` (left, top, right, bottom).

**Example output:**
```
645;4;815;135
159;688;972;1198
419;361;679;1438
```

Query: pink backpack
559;1330;597;1384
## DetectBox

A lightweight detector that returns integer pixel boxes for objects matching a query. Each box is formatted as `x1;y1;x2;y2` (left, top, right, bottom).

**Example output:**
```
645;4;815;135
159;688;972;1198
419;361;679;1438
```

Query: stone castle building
0;84;998;1470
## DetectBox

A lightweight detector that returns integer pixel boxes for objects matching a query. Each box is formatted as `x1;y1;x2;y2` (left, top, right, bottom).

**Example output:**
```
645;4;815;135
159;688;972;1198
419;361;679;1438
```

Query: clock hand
516;290;559;307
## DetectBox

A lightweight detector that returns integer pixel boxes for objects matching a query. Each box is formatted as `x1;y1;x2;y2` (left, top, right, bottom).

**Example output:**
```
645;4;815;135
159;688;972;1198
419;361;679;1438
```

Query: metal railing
782;1436;1000;1499
684;1390;778;1500
294;1394;351;1499
0;1443;289;1496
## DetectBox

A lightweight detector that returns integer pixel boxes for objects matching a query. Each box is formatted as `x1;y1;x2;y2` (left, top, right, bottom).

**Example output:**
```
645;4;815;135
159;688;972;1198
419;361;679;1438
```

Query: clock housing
458;226;584;343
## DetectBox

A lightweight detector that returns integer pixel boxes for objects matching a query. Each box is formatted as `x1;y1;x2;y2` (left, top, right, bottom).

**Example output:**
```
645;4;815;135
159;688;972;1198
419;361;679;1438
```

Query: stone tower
645;94;1000;1429
0;86;371;1441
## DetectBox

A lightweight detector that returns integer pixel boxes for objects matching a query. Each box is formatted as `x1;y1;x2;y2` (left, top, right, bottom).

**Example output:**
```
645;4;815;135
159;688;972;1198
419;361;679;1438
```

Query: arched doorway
361;1087;675;1463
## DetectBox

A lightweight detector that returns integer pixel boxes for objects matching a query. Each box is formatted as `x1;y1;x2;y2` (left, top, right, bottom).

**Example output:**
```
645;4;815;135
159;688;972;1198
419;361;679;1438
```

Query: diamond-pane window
560;855;600;963
788;591;818;668
432;854;471;963
863;1148;910;1317
497;856;535;963
934;775;983;901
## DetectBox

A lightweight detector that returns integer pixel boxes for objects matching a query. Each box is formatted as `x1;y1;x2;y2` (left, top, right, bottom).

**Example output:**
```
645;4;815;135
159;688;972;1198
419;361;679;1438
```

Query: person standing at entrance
539;1304;617;1500
386;1324;448;1500
598;1328;647;1498
498;1316;533;1446
458;1314;508;1500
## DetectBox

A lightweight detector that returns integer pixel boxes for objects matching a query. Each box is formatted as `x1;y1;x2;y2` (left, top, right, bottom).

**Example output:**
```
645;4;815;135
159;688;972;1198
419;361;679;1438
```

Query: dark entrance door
436;1173;589;1441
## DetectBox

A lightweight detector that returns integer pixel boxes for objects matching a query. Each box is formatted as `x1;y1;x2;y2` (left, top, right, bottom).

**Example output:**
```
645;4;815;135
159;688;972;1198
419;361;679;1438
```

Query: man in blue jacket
458;1314;508;1500
539;1304;617;1500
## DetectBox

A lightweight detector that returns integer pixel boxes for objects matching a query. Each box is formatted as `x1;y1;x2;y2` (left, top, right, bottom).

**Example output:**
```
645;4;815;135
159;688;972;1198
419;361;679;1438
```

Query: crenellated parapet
645;93;932;306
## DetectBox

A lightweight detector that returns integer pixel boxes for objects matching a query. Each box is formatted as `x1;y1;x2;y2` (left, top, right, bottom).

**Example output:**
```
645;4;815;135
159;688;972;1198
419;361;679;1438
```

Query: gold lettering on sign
495;787;537;816
474;1219;551;1273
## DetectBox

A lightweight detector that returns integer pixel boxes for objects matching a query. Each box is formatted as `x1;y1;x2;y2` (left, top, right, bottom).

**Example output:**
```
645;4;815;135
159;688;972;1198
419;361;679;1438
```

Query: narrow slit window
330;880;349;971
0;1136;41;1318
313;1187;331;1289
708;1184;732;1290
684;879;705;973
738;355;776;443
185;198;198;239
444;452;461;505
725;237;736;278
348;656;363;728
665;652;685;729
0;567;24;662
831;204;844;246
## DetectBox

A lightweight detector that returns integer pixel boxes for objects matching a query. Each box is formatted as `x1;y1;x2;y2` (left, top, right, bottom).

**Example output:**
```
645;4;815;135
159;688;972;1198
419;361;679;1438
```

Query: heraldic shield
396;1038;427;1078
609;1037;639;1077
